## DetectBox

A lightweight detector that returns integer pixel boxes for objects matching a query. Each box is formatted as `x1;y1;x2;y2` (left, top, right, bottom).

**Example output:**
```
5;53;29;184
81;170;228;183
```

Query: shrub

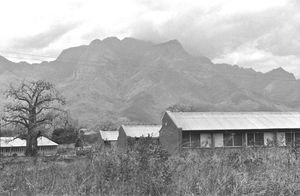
1;146;300;195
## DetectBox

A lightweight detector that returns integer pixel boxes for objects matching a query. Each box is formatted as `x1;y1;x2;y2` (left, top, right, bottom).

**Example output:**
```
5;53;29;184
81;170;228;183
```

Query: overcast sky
0;0;299;77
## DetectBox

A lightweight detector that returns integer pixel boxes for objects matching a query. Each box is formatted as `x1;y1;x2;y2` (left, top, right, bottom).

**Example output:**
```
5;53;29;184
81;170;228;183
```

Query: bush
1;146;300;195
52;127;78;144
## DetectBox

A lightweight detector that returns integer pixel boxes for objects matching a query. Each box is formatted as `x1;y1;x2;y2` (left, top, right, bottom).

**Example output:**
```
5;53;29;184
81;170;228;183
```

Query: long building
159;111;300;153
0;136;58;156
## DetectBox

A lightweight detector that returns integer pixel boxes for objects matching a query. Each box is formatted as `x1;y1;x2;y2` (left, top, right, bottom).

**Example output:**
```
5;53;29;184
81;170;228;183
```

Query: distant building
160;111;300;154
99;130;119;147
0;136;58;156
117;125;161;149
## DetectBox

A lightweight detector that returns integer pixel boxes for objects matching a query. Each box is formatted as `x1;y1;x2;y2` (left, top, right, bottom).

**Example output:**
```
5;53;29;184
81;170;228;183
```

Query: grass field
1;141;300;196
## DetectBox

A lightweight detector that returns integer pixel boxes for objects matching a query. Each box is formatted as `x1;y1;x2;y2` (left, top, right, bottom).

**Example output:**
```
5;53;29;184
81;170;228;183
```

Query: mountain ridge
0;37;299;126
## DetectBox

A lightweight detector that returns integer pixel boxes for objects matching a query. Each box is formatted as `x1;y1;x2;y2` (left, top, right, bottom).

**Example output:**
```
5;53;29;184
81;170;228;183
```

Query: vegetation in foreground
1;139;300;196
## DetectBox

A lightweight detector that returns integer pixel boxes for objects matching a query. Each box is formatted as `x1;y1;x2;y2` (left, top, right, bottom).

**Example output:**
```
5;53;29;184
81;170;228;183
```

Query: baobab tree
3;80;65;156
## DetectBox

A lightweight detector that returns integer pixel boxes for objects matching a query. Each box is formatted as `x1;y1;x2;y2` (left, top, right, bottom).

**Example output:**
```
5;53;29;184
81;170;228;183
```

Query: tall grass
1;140;300;195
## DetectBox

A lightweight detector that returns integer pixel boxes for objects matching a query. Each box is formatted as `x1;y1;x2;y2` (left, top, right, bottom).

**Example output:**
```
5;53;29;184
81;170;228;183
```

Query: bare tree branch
3;80;66;156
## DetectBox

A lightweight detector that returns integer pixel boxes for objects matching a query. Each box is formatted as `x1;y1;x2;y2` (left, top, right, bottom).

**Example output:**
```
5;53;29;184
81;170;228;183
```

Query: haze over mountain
0;37;299;126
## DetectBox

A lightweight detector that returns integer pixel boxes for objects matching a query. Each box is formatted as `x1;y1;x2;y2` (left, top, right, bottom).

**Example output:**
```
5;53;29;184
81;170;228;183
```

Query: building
99;130;119;147
160;111;300;154
0;136;58;156
117;125;161;149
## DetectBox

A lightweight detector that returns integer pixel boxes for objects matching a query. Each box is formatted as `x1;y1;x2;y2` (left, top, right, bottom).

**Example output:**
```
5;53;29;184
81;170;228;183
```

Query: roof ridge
169;111;300;115
122;124;161;127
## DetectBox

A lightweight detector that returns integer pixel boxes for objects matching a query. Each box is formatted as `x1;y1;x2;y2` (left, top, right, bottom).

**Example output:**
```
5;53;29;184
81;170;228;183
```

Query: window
295;133;300;147
224;132;243;147
191;132;200;148
247;132;264;146
286;132;293;146
264;132;275;146
284;132;300;147
224;133;233;146
247;133;254;146
201;133;212;148
182;132;190;148
234;133;243;146
255;133;264;146
182;132;211;148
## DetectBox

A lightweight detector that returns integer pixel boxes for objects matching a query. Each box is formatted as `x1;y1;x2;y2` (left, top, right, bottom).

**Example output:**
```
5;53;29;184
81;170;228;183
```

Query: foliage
3;80;65;156
1;147;300;195
52;127;78;144
92;121;118;132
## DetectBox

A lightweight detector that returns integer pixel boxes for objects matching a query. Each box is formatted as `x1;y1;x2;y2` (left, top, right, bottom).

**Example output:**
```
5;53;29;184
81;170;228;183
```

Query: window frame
223;132;243;147
284;131;300;147
181;131;212;148
246;132;264;147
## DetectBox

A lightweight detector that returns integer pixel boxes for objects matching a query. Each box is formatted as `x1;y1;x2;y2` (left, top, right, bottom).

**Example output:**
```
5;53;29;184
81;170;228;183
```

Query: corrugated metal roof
0;137;15;147
121;125;161;137
0;136;58;147
37;137;59;146
99;130;119;141
166;111;300;131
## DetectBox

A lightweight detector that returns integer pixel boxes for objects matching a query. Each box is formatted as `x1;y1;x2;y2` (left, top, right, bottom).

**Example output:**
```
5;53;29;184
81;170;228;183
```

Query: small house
99;130;119;147
117;125;161;149
160;111;300;154
0;136;58;156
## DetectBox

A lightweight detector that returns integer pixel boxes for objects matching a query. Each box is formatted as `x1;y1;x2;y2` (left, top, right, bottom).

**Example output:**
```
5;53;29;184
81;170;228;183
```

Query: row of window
182;132;212;148
0;146;57;153
0;147;26;153
182;131;300;148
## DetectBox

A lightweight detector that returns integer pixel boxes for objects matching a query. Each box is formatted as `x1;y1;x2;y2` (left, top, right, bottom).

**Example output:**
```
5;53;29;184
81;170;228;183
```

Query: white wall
277;132;286;146
213;133;223;147
200;133;212;147
264;132;275;146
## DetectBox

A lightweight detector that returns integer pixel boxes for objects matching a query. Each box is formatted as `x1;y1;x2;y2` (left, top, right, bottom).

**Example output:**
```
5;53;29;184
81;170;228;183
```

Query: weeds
1;142;300;195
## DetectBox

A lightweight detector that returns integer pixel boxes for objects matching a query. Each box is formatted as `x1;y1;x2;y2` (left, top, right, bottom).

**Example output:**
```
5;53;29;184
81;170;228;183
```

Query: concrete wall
159;113;181;154
213;133;224;147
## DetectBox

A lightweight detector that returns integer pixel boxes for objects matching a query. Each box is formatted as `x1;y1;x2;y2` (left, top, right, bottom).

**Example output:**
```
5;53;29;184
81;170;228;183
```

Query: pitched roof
121;125;161;137
37;137;59;146
166;111;300;131
99;130;119;141
0;136;58;147
0;137;15;147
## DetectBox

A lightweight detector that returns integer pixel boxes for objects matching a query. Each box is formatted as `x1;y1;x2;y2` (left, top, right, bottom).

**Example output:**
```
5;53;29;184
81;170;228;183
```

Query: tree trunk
25;129;39;157
25;134;33;156
32;133;39;156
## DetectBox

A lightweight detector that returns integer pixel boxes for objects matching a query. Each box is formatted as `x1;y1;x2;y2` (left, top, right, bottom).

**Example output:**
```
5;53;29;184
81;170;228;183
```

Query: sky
0;0;299;78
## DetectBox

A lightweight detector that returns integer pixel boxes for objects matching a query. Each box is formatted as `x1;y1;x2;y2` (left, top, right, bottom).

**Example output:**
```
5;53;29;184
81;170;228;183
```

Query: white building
0;136;58;156
99;130;119;147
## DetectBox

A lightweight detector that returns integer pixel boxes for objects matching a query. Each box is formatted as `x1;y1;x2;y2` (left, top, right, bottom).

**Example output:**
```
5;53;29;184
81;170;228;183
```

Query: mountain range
0;37;299;127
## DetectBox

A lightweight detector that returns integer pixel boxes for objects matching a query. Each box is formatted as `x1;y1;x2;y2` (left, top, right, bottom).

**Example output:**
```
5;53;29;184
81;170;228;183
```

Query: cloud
129;1;293;57
0;0;299;77
127;0;300;77
213;43;300;77
12;23;80;50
